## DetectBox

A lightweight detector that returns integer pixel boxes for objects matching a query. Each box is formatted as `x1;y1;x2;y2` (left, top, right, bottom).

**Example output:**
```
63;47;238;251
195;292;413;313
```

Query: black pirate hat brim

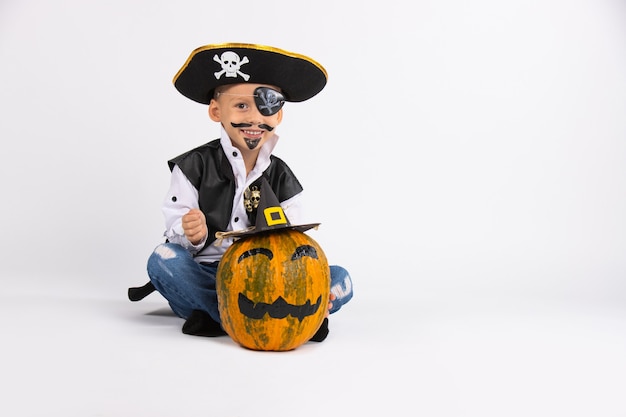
173;43;328;105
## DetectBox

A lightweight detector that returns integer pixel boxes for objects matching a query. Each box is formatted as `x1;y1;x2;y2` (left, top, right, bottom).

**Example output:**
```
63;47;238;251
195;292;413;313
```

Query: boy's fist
182;208;207;245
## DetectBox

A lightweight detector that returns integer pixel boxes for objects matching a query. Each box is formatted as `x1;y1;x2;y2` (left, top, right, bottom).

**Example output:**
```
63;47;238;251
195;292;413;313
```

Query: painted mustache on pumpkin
238;293;322;322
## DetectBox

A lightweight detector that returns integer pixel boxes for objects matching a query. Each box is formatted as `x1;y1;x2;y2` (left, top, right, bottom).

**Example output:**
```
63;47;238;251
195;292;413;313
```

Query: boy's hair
213;85;227;99
212;84;283;100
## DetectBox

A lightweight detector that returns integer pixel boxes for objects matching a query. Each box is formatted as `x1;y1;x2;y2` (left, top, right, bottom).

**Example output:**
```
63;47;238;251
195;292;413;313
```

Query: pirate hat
173;43;328;105
215;178;320;240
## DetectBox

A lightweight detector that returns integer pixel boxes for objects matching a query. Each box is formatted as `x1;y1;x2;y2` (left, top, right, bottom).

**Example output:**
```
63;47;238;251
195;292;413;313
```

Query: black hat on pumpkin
215;178;320;240
173;43;328;105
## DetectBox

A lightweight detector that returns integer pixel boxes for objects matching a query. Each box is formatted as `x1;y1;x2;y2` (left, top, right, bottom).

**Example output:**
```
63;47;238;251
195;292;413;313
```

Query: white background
1;0;626;416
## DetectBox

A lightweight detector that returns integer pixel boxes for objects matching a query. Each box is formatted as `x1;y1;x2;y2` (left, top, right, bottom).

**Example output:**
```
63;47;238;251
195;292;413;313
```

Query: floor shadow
145;307;177;317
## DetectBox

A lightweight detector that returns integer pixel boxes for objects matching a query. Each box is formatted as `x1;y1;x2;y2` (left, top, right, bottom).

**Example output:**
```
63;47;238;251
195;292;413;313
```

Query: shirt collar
219;126;280;176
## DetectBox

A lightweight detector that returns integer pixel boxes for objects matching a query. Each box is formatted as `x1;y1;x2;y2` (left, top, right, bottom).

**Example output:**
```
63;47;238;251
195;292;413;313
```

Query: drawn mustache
231;122;274;132
238;293;322;322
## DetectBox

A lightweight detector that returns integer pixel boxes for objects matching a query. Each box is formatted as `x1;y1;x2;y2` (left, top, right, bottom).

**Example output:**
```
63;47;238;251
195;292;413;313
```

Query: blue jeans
147;243;353;323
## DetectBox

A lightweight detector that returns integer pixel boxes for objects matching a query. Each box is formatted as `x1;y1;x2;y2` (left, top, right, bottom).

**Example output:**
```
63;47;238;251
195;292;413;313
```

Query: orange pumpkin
216;229;330;351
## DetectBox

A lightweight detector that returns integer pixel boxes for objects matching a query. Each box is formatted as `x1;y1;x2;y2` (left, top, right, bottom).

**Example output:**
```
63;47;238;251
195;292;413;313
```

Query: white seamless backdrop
1;1;626;416
0;0;624;299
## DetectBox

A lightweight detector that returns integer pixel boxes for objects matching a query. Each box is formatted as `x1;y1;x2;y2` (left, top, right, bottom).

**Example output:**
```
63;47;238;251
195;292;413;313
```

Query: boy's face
209;83;284;153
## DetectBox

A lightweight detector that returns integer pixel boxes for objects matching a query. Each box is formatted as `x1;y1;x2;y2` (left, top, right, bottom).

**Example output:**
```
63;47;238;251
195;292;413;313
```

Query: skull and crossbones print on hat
173;43;328;105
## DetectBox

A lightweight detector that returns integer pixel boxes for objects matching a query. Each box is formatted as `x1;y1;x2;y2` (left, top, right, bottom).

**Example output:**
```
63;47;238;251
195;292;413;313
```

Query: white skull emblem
213;51;250;81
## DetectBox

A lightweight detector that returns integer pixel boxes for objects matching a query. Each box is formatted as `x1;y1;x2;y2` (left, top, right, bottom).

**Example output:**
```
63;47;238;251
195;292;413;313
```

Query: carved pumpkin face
216;229;330;351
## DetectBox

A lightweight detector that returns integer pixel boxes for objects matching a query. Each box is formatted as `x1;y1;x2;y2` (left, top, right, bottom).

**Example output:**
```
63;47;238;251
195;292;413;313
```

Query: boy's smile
231;122;275;149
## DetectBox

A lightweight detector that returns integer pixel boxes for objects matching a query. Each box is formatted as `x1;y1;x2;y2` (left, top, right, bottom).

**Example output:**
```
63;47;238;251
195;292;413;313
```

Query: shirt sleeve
162;165;207;251
281;191;305;225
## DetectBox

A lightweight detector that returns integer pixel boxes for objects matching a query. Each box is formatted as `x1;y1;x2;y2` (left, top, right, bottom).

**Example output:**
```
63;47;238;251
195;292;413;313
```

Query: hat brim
215;222;320;241
173;43;327;105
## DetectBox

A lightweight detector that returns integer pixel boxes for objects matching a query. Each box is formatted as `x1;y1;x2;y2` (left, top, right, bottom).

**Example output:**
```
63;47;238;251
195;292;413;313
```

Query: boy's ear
208;99;220;122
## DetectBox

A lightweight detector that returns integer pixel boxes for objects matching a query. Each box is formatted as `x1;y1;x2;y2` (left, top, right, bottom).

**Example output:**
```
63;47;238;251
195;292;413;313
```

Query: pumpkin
216;229;330;351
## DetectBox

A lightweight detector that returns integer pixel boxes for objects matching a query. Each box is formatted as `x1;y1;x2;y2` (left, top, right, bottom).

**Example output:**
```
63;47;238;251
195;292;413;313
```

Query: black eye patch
254;87;285;116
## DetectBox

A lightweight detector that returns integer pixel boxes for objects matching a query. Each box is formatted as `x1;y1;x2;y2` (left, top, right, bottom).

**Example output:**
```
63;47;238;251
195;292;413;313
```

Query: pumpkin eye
238;247;273;263
291;245;318;261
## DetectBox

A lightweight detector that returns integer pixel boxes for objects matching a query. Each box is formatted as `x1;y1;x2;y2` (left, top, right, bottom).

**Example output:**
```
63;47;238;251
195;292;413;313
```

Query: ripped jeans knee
146;243;221;322
329;265;353;314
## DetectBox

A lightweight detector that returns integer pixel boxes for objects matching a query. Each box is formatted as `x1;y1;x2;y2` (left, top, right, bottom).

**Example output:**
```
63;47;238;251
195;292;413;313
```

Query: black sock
309;318;329;342
128;282;155;301
182;310;227;337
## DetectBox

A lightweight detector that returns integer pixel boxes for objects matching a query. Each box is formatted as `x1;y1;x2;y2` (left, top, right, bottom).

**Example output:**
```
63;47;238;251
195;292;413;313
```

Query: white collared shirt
161;126;304;263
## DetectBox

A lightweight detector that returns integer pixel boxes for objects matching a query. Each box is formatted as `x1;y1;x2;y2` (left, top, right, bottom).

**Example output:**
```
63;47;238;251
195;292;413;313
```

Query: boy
134;43;353;341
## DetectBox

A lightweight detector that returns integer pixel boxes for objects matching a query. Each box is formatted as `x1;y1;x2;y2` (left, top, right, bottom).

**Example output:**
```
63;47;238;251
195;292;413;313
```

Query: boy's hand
325;292;336;318
182;209;208;245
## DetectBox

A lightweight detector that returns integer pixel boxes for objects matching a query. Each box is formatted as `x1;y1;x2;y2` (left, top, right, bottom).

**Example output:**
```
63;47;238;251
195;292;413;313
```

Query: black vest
168;139;303;249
